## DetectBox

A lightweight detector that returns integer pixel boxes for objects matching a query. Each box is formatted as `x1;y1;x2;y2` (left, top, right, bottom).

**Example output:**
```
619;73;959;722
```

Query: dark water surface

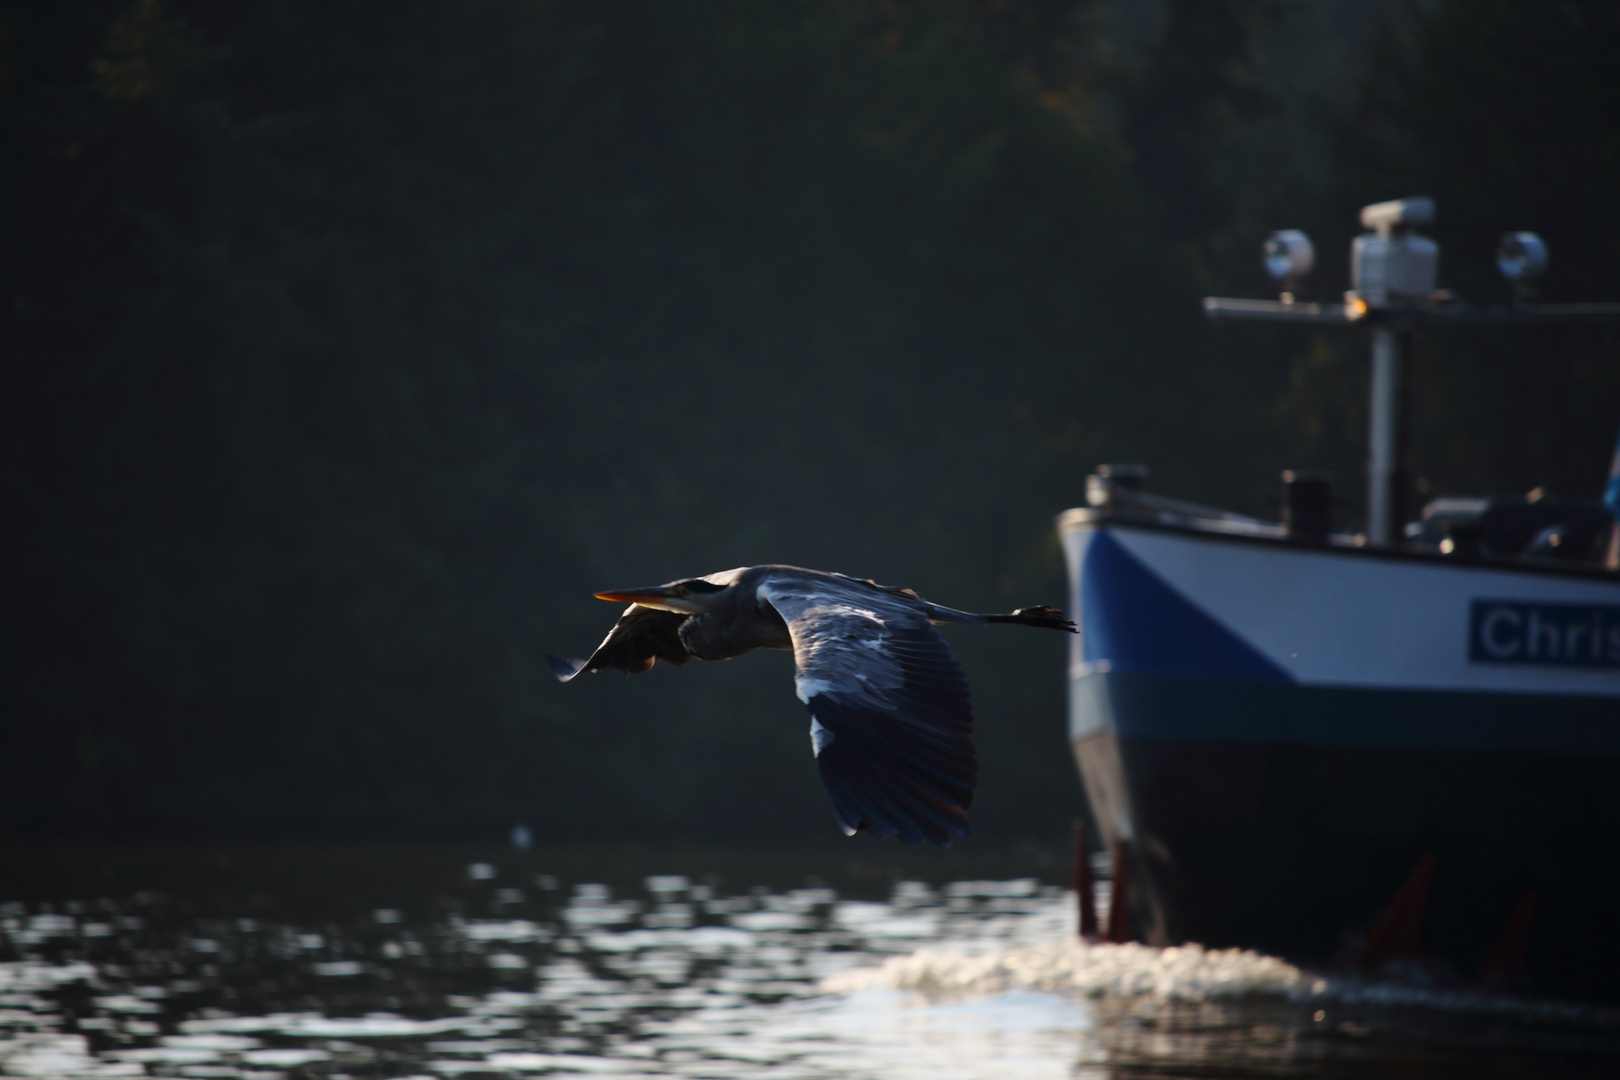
3;844;1618;1079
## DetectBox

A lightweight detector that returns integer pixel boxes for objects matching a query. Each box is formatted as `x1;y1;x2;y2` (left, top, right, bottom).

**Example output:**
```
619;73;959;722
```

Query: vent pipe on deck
1282;470;1333;543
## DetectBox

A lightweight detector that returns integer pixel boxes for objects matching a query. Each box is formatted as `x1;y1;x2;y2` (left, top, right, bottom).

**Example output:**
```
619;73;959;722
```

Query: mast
1204;197;1620;546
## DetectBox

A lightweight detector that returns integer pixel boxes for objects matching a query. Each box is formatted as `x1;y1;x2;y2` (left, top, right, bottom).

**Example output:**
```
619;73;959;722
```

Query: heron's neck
677;600;791;660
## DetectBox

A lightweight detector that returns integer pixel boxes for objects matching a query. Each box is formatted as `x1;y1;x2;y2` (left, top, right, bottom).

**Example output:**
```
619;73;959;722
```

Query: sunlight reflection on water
3;853;1619;1078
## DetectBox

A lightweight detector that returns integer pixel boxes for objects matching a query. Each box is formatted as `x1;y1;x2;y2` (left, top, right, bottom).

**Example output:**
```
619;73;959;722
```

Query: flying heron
550;565;1075;846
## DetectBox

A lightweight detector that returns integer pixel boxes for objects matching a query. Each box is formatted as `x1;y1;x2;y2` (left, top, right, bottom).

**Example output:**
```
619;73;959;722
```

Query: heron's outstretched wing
548;605;693;681
757;577;976;846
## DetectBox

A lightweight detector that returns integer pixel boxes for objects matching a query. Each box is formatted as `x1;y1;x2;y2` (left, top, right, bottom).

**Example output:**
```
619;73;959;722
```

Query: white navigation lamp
1497;231;1548;302
1263;230;1315;302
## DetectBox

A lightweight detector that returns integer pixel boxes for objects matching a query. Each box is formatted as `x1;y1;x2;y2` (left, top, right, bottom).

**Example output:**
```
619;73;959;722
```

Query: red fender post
1074;820;1099;940
1106;837;1132;944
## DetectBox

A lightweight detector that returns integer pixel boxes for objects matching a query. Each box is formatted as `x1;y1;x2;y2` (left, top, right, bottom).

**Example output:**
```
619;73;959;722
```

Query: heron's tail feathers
984;606;1076;632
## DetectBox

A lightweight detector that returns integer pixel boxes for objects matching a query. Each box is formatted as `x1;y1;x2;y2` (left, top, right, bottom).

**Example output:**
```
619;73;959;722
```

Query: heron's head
593;577;729;615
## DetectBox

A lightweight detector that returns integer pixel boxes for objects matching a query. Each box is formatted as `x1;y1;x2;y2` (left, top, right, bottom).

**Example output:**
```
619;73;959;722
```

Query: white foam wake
822;939;1320;1003
823;935;1620;1030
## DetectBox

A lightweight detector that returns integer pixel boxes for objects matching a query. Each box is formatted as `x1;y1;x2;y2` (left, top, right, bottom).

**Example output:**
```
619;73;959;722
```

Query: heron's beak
594;586;707;615
593;587;674;604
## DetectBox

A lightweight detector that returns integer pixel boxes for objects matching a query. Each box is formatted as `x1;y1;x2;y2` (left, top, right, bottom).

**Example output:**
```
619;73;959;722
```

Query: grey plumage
550;565;1074;846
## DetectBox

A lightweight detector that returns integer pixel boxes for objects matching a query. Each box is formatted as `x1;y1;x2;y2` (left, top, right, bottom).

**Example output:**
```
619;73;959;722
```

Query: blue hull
1060;513;1620;1000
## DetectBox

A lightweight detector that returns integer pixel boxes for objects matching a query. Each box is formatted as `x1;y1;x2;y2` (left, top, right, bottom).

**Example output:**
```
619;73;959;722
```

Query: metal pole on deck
1367;326;1408;545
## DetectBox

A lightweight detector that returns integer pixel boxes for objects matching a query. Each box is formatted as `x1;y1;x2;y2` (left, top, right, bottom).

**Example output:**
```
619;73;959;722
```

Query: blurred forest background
5;0;1619;843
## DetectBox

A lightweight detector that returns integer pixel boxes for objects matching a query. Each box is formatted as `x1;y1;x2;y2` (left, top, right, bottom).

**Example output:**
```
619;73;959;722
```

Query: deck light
1497;232;1548;302
1263;230;1314;301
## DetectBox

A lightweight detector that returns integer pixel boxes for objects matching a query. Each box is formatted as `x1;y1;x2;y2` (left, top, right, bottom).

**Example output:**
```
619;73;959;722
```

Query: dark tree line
3;0;1617;841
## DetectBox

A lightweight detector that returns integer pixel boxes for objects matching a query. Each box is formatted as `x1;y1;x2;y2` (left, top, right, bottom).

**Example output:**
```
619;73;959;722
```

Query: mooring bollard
1106;837;1132;944
1074;819;1098;940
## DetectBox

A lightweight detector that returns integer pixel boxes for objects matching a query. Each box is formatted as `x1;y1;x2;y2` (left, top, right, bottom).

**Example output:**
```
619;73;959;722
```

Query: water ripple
2;857;1617;1078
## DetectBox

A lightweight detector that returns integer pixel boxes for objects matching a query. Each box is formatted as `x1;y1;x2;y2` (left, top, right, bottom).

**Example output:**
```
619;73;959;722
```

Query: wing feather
548;604;694;681
758;576;977;846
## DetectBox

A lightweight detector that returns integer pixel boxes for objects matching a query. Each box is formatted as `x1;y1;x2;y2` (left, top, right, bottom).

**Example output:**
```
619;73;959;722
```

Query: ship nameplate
1469;600;1620;669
